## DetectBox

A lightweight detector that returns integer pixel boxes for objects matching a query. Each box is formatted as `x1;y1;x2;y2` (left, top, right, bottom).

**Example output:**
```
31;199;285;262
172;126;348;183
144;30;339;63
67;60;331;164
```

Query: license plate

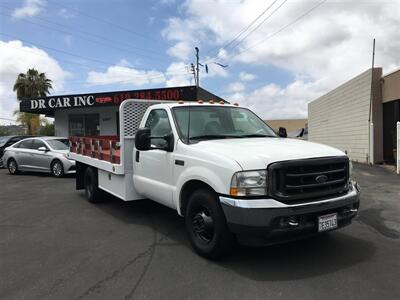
318;213;338;232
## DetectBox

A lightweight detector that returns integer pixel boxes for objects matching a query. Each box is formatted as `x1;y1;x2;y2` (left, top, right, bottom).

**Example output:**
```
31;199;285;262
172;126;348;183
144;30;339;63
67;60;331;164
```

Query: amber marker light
209;100;214;104
219;101;225;105
197;100;204;104
178;100;184;104
230;187;238;196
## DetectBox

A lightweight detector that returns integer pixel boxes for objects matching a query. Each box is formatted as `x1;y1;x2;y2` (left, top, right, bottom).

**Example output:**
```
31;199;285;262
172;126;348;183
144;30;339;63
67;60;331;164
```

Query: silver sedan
2;137;75;177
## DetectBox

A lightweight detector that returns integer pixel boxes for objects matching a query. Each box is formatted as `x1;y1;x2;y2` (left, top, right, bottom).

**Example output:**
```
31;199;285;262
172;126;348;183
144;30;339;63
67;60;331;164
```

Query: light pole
195;47;199;87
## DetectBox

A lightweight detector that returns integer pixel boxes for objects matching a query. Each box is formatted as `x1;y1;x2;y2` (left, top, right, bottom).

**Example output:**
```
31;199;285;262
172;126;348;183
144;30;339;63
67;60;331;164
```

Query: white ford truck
69;99;360;258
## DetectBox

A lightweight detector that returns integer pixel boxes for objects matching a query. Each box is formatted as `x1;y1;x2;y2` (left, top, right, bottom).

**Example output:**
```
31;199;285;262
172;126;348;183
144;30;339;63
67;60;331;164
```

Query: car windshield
172;106;277;143
0;136;10;147
46;139;69;150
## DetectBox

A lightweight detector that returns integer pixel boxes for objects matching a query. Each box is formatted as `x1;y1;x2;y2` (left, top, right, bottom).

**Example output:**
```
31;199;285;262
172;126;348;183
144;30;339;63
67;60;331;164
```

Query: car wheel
51;160;64;178
185;188;234;259
7;158;19;175
84;167;103;203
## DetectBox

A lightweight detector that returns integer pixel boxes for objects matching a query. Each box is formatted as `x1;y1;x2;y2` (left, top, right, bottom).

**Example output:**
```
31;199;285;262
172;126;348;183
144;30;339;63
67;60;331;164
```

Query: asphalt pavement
1;163;400;300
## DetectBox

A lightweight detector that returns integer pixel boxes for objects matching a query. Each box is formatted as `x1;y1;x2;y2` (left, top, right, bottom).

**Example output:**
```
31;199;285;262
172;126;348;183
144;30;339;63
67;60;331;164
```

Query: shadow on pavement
88;195;375;281
3;170;75;178
217;232;375;281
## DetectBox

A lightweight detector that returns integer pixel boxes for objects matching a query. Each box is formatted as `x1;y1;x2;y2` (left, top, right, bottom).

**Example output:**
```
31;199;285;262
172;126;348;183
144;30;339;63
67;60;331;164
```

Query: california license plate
318;213;338;232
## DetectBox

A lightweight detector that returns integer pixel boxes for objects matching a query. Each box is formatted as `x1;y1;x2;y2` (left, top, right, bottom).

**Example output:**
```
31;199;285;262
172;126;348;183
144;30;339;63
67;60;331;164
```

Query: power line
51;0;172;47
0;40;191;87
0;31;185;77
206;0;327;66
227;0;288;53
0;4;167;59
0;117;17;122
232;0;327;58
1;42;108;70
0;69;191;86
0;41;190;80
0;31;138;68
205;0;280;57
0;11;166;62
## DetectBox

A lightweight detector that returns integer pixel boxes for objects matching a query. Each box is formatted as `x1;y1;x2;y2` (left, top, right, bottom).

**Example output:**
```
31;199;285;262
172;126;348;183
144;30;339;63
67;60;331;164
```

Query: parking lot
1;163;400;300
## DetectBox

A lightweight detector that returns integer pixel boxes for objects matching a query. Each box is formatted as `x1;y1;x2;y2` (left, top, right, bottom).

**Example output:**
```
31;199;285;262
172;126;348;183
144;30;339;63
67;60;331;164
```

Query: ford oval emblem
315;175;328;183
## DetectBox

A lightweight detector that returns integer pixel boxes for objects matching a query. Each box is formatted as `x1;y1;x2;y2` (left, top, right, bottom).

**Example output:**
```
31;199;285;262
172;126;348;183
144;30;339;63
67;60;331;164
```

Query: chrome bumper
220;181;360;209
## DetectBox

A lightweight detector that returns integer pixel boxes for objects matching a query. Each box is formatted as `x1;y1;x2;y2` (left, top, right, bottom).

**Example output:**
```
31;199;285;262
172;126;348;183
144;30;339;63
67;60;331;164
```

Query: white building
308;68;400;164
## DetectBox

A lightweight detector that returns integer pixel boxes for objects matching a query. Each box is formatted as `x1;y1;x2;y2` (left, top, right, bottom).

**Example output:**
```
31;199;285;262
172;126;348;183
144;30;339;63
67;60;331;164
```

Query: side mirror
163;133;174;152
278;127;287;138
38;146;48;152
135;128;175;152
135;128;151;151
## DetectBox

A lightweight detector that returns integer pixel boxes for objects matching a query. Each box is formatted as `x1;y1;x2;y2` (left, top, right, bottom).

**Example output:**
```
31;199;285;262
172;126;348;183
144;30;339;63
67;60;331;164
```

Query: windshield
172;106;277;143
46;139;69;150
0;136;10;147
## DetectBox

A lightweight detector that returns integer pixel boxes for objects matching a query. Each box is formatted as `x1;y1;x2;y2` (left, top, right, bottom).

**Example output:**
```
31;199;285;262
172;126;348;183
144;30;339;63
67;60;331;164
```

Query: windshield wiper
189;134;241;140
238;134;277;138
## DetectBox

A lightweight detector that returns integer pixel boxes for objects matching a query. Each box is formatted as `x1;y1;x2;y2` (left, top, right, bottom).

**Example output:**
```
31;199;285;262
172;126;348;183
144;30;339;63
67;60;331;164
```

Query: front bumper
62;158;76;174
220;181;360;246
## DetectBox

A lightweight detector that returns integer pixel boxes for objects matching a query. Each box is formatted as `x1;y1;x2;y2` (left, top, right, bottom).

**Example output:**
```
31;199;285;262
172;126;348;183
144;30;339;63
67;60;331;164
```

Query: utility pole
368;38;376;165
195;47;199;87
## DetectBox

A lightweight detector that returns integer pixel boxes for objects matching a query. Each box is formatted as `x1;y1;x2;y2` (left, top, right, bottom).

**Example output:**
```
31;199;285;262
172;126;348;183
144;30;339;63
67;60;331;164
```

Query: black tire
84;167;103;203
185;188;234;259
7;158;19;175
51;160;64;178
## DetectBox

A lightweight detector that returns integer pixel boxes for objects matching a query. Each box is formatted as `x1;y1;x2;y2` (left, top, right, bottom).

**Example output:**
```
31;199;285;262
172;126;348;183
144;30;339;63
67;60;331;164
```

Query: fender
173;164;239;215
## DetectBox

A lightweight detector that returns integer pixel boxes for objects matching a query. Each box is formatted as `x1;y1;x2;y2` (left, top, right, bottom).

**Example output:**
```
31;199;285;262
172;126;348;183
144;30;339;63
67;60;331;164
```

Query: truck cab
69;99;360;259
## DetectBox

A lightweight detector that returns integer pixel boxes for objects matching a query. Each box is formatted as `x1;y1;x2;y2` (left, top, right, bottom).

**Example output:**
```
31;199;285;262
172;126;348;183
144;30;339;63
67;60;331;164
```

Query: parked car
0;135;34;168
3;137;75;177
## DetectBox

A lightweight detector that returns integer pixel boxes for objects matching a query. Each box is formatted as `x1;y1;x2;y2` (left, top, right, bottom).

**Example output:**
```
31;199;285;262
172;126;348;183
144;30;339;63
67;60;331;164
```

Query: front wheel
185;188;234;259
51;160;64;177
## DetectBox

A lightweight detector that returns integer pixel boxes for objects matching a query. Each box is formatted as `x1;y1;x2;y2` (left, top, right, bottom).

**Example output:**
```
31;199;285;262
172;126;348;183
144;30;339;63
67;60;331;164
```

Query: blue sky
1;0;400;123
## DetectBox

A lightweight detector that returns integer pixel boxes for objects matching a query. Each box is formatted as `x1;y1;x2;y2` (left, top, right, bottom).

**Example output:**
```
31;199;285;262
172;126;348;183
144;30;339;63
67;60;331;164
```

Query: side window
10;137;22;143
145;109;172;147
32;139;47;150
18;140;33;149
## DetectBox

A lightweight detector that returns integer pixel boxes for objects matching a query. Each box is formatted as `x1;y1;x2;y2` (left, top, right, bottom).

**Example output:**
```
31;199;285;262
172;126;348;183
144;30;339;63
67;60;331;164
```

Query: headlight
230;170;267;196
63;153;73;160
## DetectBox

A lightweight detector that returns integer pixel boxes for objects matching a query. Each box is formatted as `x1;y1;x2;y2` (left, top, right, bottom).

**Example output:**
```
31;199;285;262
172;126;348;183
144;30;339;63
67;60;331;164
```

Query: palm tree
13;68;53;135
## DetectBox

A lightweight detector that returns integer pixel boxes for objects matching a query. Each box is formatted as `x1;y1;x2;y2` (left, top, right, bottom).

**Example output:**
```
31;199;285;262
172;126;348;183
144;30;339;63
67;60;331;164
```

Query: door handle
175;160;184;166
135;151;140;162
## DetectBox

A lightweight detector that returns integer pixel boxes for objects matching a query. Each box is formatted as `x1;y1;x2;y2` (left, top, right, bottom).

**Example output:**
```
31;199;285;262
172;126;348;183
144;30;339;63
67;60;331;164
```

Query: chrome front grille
268;157;349;203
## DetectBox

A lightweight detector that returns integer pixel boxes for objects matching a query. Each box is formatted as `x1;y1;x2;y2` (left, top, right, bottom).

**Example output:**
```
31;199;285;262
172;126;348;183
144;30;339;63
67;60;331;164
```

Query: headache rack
268;156;349;203
68;99;164;174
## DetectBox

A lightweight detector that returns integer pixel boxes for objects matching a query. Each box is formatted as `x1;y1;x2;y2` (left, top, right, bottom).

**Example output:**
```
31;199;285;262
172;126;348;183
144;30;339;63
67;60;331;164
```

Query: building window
69;114;100;136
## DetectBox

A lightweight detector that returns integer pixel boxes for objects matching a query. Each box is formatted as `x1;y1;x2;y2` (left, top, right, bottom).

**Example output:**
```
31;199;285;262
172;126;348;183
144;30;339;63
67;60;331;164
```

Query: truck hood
190;137;345;170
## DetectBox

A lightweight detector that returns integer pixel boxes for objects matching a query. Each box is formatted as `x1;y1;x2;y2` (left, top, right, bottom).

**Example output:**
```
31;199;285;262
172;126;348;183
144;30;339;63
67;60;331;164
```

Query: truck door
133;109;174;207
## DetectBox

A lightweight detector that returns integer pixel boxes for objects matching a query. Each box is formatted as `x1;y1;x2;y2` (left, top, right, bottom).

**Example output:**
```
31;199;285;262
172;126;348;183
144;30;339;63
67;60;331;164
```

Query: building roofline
382;67;400;78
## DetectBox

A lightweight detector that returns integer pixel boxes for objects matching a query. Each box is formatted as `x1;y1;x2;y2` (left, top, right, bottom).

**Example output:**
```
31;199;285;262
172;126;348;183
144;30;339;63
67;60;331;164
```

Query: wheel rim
9;160;16;173
192;207;214;244
53;162;62;176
